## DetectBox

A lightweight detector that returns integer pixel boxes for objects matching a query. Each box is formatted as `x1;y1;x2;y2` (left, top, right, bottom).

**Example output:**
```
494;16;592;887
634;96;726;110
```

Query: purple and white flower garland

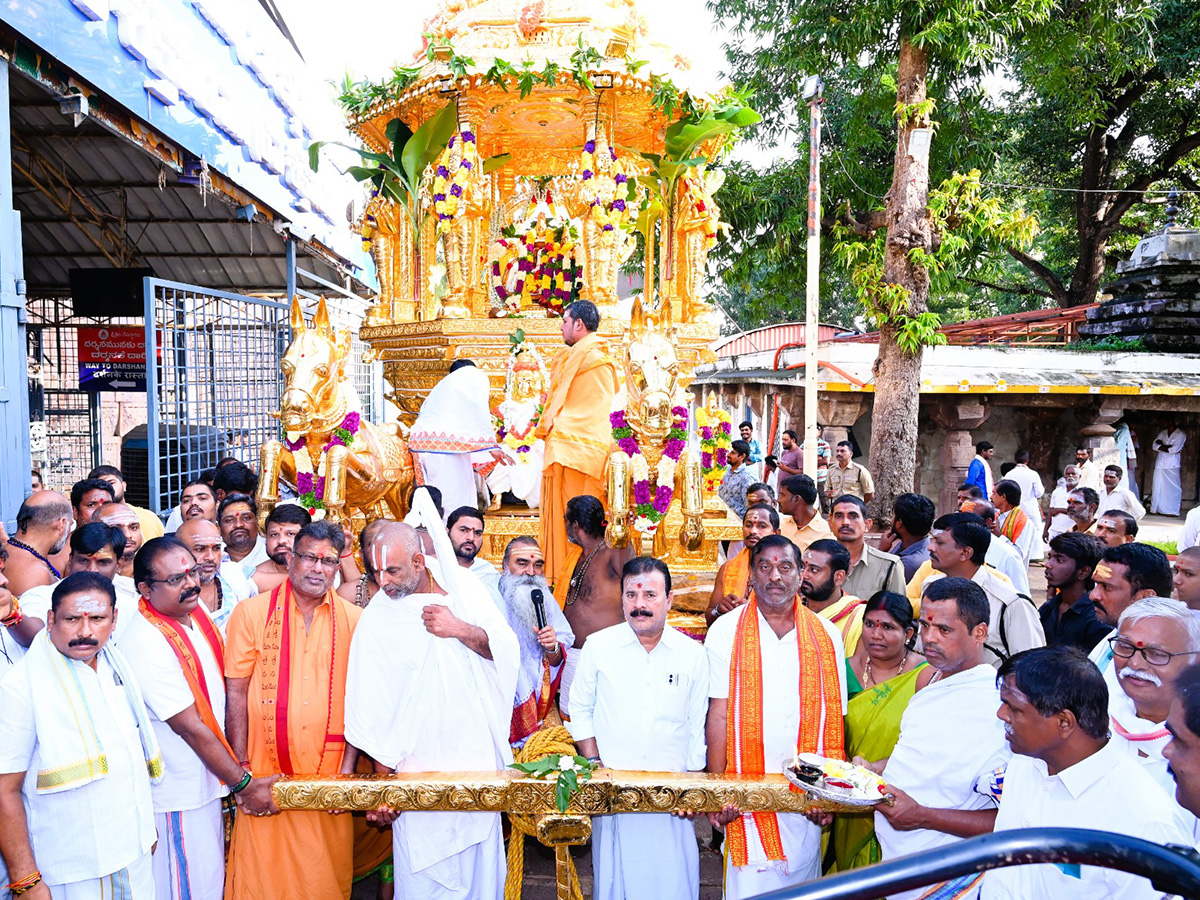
610;404;688;532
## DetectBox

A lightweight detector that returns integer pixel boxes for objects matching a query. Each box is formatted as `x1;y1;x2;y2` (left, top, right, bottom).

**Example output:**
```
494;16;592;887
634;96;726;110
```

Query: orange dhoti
541;463;606;589
224;584;363;899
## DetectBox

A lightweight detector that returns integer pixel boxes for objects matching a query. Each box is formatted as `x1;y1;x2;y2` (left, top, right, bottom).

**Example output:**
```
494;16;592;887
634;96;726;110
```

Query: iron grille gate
141;279;384;516
142;279;291;515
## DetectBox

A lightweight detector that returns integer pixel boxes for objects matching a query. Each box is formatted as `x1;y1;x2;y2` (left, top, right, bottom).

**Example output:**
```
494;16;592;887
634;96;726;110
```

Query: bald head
16;491;71;534
176;517;221;544
371;522;426;600
962;498;996;523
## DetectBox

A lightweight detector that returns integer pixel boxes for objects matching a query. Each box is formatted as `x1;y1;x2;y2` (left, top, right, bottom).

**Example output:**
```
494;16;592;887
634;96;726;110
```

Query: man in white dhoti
498;537;574;745
123;537;277;900
0;572;163;899
985;645;1191;900
705;535;846;899
569;557;707;900
1151;426;1187;516
865;577;1009;900
1005;450;1045;560
1102;597;1200;796
409;360;511;514
343;493;519;900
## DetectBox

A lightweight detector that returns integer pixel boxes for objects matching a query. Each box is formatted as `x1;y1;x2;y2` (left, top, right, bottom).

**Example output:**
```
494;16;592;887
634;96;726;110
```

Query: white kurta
981;741;1190;900
0;646;157;893
877;664;1010;900
1098;486;1147;521
1004;464;1045;560
568;624;708;900
344;579;519;900
1151;428;1186;516
985;537;1030;597
1046;483;1075;541
1077;459;1102;492
1181;506;1200;552
706;605;847;899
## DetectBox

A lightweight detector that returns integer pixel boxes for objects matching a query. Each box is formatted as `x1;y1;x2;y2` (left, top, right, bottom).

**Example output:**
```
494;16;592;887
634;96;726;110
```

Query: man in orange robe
224;521;364;899
537;300;619;585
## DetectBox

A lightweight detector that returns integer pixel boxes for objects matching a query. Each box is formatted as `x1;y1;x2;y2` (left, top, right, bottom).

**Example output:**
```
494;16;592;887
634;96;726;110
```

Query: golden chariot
329;0;753;605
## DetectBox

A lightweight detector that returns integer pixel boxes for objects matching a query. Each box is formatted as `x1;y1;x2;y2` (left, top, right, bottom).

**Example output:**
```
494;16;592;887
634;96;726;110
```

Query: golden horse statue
605;298;705;557
257;298;415;528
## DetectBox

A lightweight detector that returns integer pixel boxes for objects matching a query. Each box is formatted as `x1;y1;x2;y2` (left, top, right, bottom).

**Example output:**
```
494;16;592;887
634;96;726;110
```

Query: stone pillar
1080;399;1124;473
817;395;868;449
1023;408;1064;478
929;399;991;515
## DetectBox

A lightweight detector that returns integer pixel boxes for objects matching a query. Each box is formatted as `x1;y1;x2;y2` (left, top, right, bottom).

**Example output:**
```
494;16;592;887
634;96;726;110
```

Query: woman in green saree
832;591;934;872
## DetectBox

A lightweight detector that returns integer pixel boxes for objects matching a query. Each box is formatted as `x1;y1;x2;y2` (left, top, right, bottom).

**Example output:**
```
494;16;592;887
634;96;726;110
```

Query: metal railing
143;279;290;514
754;828;1200;899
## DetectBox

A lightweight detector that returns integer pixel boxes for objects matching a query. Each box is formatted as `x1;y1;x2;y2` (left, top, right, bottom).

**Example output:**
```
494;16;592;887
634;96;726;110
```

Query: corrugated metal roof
713;322;850;357
11;71;361;297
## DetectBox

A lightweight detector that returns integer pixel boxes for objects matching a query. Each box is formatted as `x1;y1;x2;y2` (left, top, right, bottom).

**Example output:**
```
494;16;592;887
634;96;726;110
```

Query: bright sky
277;0;731;92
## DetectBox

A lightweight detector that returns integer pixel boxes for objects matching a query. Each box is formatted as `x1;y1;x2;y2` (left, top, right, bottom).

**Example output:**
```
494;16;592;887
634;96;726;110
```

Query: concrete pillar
1080;399;1124;474
817;395;867;449
929;399;991;515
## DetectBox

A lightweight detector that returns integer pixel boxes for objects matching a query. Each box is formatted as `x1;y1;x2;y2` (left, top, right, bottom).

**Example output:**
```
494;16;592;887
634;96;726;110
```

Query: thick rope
505;726;584;900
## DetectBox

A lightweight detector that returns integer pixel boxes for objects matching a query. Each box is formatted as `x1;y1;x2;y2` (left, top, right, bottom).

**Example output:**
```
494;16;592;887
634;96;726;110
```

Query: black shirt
1039;590;1112;653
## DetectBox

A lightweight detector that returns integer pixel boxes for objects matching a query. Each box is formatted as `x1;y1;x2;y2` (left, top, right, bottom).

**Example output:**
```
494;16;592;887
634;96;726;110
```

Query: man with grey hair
1044;464;1080;543
499;537;573;744
343;506;519;900
1106;596;1200;795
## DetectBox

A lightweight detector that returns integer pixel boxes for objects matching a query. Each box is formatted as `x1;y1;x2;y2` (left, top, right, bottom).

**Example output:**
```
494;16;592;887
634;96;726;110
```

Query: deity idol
487;343;549;508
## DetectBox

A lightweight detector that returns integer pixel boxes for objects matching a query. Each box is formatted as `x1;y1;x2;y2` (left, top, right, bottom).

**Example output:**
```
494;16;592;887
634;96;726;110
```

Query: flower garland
492;339;549;462
694;406;733;492
430;130;480;234
284;411;361;519
491;214;582;314
610;405;688;532
578;139;638;233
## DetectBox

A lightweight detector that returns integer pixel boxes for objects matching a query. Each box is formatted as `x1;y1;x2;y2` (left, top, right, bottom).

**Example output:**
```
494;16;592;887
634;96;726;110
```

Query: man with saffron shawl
124;537;277;900
537;300;619;584
223;521;363;899
705;534;847;898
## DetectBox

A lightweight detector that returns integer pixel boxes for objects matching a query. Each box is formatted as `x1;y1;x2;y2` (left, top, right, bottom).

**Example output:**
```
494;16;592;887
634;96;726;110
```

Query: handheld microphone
531;588;548;630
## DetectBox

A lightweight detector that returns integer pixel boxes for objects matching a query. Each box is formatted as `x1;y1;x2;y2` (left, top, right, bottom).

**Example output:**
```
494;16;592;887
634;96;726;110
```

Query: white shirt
211;561;258;633
982;741;1192;900
1098;486;1146;520
706;604;847;879
1046;484;1076;540
1077;459;1102;491
0;647;156;886
1154;429;1186;469
223;536;268;578
878;664;1009;899
986;535;1030;596
19;579;139;643
1181;506;1200;552
569;623;707;772
467;556;504;613
1005;465;1045;524
120;606;229;813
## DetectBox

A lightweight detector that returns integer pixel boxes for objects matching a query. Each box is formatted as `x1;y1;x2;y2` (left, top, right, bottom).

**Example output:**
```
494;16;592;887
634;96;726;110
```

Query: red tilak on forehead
1136;640;1145;647
635;581;644;589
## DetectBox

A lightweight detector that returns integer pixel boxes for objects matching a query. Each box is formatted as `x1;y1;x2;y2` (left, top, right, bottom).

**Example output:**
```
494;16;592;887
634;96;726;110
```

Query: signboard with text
78;327;147;392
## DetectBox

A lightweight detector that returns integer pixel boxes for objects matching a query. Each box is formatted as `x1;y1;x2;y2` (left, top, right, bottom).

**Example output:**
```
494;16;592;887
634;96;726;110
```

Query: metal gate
142;279;290;514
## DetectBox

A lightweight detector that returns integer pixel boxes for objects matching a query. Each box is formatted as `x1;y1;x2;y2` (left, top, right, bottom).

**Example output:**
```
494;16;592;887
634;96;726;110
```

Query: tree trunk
869;38;933;525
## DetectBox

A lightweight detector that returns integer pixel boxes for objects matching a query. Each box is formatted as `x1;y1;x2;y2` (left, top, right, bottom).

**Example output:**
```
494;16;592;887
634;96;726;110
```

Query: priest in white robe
343;493;519;900
408;360;510;514
1151;426;1186;516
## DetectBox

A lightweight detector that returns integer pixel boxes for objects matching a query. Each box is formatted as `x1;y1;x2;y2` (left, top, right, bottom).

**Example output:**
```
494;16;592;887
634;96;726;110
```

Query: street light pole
803;76;823;478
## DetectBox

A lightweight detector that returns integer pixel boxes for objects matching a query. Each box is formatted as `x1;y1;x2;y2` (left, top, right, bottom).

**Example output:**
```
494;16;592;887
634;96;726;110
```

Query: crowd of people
4;337;1200;900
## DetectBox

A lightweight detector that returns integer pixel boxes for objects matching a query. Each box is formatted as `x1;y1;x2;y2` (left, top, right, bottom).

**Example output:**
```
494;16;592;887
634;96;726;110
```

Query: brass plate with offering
783;754;894;808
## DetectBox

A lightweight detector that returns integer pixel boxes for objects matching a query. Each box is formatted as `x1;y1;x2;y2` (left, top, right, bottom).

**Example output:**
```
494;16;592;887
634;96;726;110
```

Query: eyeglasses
1109;636;1198;667
148;567;200;589
295;552;340;570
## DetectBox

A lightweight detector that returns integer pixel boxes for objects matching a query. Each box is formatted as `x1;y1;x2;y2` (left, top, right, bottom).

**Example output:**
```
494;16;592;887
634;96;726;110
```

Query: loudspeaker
70;268;154;318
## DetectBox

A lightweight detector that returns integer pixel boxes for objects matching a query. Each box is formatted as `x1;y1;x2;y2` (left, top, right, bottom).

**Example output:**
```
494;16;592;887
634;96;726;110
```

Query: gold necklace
565;542;606;606
863;649;907;688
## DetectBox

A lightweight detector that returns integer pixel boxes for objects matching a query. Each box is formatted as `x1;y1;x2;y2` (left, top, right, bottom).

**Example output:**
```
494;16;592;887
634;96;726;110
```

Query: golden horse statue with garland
605;298;706;557
256;298;415;528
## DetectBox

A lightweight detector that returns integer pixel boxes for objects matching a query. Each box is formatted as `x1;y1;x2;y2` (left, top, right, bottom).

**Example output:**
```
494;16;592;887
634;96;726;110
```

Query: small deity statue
486;342;549;508
431;130;488;318
670;169;725;324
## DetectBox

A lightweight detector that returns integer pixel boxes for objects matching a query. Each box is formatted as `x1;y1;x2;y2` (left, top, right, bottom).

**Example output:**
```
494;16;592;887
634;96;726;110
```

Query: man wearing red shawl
223;522;363;899
704;534;847;898
124;537;277;900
